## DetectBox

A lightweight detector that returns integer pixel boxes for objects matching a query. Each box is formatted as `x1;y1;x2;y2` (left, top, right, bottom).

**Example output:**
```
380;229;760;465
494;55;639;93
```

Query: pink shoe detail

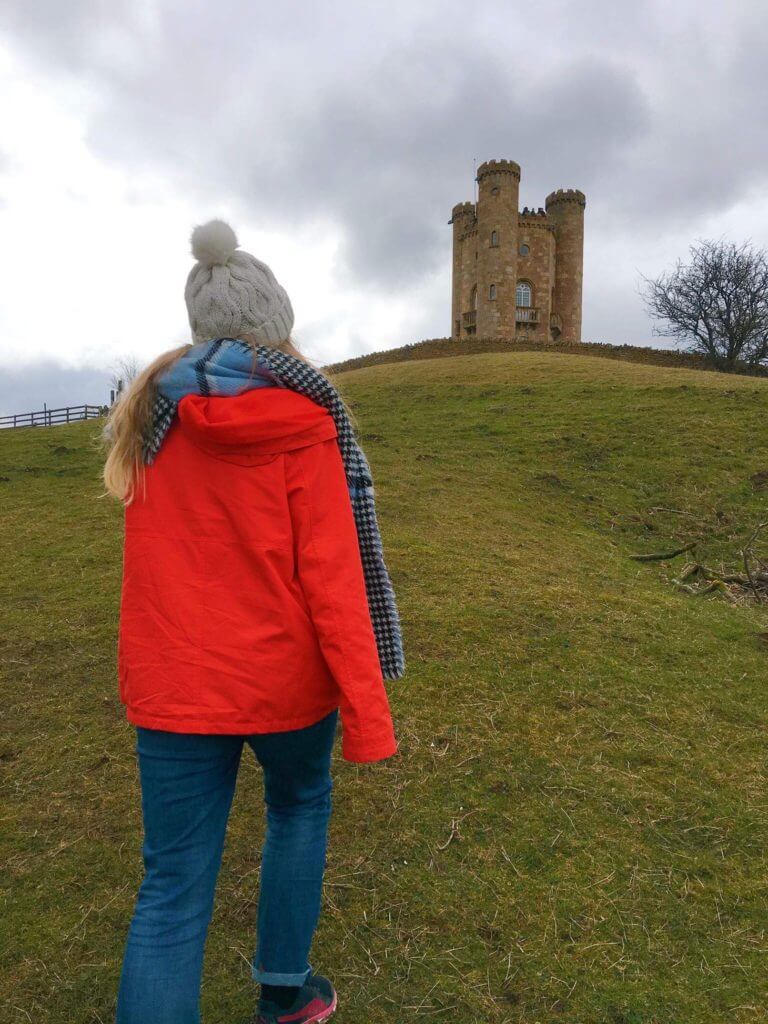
277;991;337;1023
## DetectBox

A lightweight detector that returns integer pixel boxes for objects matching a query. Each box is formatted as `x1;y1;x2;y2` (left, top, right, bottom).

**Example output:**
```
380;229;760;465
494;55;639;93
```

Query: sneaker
255;972;337;1024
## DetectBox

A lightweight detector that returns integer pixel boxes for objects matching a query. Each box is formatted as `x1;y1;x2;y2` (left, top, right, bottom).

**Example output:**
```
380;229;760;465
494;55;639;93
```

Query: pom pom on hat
184;219;295;346
190;219;239;267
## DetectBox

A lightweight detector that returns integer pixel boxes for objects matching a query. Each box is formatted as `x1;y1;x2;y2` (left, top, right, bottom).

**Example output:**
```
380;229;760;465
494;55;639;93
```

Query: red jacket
117;386;398;763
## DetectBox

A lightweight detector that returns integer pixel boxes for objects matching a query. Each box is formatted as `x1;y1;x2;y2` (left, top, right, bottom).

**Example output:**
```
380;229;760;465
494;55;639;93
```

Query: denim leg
115;728;243;1024
248;708;339;986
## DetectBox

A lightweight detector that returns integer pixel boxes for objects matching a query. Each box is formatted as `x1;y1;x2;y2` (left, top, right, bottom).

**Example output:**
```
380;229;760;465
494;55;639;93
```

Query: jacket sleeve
284;436;398;763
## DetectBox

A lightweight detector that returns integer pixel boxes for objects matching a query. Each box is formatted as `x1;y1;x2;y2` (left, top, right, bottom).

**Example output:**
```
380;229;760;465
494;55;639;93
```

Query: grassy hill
2;350;767;1024
323;335;768;378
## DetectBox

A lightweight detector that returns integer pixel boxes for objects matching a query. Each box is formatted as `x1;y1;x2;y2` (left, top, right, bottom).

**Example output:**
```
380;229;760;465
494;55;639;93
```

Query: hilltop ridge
324;335;768;379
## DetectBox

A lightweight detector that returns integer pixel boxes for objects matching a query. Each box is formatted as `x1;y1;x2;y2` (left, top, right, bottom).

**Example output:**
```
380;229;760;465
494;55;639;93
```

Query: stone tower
449;159;585;344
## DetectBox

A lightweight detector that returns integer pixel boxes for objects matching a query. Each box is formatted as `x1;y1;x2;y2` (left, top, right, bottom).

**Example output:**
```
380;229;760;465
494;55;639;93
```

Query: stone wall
516;210;555;343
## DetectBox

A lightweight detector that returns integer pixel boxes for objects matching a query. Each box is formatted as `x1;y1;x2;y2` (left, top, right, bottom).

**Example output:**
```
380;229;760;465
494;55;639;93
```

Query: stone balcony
515;306;539;324
462;310;477;327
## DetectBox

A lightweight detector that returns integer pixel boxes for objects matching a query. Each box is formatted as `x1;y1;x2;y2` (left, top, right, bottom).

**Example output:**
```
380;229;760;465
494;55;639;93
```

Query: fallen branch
635;515;768;606
697;579;730;595
672;581;699;595
695;565;752;585
671;552;768;604
677;562;701;582
742;521;768;604
648;507;699;517
672;577;733;598
629;540;698;562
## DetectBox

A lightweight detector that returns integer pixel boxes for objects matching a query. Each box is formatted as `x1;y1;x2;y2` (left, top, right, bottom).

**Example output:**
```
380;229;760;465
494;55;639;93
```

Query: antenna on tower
473;156;477;203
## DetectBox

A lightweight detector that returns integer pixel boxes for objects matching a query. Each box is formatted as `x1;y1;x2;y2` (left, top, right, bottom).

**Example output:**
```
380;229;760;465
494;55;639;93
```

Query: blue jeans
115;707;339;1024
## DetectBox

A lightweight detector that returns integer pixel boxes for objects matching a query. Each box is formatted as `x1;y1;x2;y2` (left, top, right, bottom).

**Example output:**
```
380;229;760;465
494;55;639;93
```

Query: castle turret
544;188;586;344
450;202;476;339
475;160;520;338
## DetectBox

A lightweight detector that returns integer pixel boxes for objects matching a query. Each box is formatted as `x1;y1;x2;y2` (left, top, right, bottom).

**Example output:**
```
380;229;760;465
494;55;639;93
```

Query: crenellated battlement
449;201;476;224
545;188;586;209
476;159;521;182
518;214;553;231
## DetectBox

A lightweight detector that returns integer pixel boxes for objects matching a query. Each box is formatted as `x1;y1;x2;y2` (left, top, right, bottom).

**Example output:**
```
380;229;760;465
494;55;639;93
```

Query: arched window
490;230;498;247
489;283;497;301
516;281;532;307
470;284;477;310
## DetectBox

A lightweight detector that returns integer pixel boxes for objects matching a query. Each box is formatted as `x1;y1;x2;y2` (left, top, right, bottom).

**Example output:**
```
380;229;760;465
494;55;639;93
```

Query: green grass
2;350;767;1023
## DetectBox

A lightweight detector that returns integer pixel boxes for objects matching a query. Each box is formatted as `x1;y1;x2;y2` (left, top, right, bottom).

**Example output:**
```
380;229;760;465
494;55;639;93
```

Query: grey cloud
2;0;767;348
82;34;650;292
0;2;652;288
0;361;112;418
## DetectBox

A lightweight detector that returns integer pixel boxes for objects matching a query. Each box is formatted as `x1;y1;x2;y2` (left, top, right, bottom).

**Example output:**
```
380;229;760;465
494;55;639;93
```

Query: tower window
489;284;497;301
470;284;477;310
519;243;530;256
516;281;532;307
491;187;500;195
490;230;498;247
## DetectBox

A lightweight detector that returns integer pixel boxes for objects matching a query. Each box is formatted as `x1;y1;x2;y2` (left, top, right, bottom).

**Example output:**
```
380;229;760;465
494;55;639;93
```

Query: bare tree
640;238;768;371
109;355;143;399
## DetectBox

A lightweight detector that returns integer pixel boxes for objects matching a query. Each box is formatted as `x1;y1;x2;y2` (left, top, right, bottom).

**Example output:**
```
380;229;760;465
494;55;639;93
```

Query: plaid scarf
142;337;405;681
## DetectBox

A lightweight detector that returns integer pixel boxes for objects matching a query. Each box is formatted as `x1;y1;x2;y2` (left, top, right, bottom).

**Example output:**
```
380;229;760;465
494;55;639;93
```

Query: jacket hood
176;387;338;455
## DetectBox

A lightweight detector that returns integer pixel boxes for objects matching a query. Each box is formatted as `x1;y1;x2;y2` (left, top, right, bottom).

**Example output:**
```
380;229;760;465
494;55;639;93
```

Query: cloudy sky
0;0;766;415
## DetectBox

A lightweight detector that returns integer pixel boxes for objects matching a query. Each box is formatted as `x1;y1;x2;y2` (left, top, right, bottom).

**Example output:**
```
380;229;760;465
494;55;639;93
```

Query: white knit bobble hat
184;219;294;346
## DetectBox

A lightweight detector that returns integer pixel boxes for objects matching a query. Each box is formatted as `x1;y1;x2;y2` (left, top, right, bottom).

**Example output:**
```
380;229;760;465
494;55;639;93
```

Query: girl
101;220;404;1024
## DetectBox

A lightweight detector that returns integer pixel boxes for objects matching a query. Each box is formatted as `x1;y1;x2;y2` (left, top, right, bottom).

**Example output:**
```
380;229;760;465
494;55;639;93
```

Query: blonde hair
99;335;356;506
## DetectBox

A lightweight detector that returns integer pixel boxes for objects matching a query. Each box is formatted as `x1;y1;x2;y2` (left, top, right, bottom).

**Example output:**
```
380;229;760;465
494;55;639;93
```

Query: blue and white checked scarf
142;337;405;681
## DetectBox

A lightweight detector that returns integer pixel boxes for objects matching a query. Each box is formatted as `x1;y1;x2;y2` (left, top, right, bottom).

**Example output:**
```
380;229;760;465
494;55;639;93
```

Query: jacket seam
295;441;375;747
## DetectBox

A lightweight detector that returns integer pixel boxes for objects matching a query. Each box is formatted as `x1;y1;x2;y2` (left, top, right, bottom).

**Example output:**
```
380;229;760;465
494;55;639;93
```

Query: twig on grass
741;521;768;604
436;809;477;851
629;540;698;562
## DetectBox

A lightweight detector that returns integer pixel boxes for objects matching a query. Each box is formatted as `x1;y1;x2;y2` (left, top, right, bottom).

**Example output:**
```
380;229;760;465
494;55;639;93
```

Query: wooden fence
0;404;105;430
